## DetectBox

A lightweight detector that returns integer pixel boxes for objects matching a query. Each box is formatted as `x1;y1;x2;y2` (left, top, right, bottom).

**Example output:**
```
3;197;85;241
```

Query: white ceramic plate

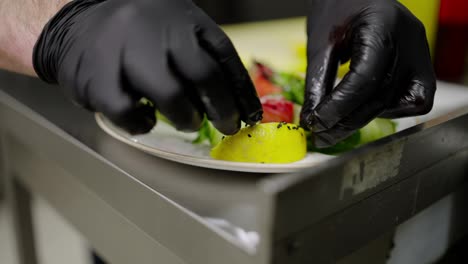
95;113;335;173
95;114;419;173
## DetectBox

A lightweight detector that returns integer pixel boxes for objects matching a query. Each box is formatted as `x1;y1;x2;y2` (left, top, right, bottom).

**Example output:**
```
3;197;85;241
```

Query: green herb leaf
272;72;305;105
309;131;361;155
309;118;397;155
192;117;224;146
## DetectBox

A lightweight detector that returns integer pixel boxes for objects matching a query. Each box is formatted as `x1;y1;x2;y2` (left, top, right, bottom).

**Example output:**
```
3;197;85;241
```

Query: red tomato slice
261;97;294;123
254;76;283;98
251;62;282;97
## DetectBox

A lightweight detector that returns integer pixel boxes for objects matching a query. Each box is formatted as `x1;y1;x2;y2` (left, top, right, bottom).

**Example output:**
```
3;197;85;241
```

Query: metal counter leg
10;178;39;264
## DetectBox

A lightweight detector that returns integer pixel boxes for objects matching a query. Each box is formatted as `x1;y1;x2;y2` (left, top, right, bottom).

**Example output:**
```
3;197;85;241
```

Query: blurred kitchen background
193;0;308;24
194;0;468;85
1;0;468;264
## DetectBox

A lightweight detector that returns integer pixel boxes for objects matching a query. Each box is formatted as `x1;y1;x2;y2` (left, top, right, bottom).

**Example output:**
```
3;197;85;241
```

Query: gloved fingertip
217;122;241;136
172;110;204;133
300;113;328;133
118;118;155;135
128;117;156;135
245;109;263;126
111;104;157;135
211;114;241;135
300;114;315;131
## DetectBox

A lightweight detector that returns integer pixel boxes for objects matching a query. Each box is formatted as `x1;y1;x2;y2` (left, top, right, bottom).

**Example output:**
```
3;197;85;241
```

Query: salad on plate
187;62;396;163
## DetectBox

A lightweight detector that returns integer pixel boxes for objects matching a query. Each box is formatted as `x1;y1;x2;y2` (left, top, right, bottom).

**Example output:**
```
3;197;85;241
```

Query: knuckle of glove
406;80;435;115
301;109;331;133
187;62;219;84
208;33;234;55
100;102;133;122
155;85;185;108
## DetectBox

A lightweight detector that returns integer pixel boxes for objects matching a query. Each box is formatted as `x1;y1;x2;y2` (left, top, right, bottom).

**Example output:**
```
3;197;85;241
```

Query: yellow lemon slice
211;123;307;163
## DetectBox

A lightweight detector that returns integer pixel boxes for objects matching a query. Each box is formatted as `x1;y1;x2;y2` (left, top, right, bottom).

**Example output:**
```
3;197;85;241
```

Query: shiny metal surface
0;73;270;264
1;70;468;264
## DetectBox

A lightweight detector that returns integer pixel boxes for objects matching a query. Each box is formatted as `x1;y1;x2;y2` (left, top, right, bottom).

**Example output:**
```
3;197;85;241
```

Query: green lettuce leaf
192;117;224;146
272;72;305;105
310;118;397;155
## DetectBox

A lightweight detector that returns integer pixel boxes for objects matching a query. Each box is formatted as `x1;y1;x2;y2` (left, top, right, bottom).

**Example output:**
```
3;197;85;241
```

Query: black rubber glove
34;0;262;135
301;0;436;148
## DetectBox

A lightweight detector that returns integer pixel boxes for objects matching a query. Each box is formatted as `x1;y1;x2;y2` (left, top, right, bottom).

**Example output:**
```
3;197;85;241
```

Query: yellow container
399;0;440;56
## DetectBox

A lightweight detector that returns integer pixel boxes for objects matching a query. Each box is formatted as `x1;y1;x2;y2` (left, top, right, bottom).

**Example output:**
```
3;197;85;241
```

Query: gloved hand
301;0;436;148
34;0;262;135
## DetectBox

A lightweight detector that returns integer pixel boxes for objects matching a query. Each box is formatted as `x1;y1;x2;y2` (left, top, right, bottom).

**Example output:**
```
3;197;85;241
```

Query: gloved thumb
300;43;340;130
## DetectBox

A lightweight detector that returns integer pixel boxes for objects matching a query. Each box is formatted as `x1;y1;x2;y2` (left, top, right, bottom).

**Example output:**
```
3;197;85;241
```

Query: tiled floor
0;197;90;264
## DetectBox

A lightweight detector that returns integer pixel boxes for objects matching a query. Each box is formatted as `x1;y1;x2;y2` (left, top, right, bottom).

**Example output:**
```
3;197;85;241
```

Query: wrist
0;0;72;76
0;12;40;76
33;0;101;83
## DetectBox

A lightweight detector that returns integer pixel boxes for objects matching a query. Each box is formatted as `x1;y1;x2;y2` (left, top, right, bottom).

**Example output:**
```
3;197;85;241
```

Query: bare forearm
0;0;71;76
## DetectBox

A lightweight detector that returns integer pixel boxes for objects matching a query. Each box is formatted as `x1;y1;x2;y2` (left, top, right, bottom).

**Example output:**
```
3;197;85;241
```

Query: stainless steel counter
2;70;468;264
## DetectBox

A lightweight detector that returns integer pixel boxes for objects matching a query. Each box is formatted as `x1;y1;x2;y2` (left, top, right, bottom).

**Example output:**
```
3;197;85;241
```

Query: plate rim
95;113;332;173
